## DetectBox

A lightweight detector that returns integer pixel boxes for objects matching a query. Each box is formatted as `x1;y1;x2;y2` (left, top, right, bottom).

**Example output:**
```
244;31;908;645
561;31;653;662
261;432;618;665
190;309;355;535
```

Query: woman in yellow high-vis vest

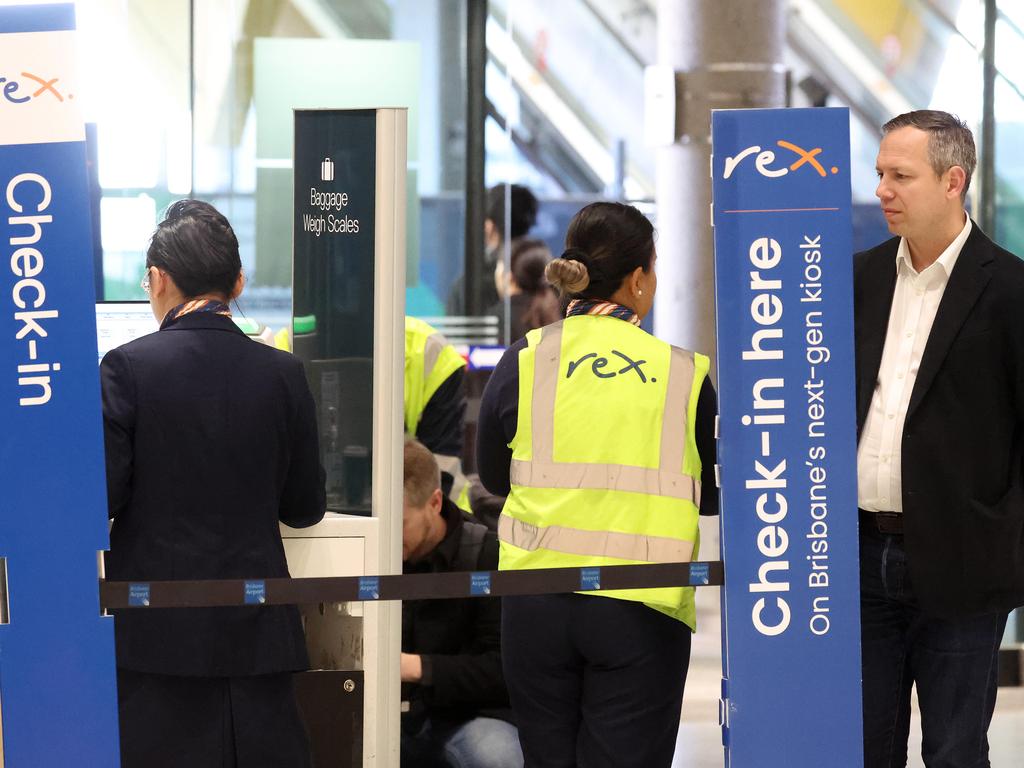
476;202;719;768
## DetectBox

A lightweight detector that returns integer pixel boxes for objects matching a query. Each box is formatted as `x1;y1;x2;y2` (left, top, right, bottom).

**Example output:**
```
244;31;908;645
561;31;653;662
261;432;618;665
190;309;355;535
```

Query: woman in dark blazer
101;200;326;767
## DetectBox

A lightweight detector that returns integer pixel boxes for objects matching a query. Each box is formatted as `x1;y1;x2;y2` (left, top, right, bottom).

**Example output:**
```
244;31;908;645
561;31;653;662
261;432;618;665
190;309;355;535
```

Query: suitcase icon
321;157;334;182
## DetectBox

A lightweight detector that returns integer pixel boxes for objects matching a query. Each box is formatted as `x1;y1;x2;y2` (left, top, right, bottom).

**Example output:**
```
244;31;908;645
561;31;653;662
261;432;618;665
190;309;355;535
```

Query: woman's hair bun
546;249;590;294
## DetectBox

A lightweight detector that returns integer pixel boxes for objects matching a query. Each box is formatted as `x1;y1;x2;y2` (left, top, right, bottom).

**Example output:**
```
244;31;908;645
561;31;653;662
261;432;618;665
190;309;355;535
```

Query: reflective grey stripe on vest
510;460;699;501
511;321;701;504
423;332;446;380
660;347;695;482
499;512;695;564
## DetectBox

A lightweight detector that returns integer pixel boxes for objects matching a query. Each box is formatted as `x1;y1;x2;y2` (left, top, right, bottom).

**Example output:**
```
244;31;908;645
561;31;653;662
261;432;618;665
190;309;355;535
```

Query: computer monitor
95;302;159;364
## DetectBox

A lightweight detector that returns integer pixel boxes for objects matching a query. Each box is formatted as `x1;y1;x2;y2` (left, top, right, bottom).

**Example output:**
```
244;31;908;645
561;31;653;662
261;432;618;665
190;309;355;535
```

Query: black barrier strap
99;561;724;610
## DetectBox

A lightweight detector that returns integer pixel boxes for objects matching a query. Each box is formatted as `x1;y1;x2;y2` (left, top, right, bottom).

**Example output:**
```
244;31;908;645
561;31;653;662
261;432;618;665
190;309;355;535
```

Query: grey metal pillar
654;0;787;366
980;0;996;237
440;0;467;193
464;0;487;316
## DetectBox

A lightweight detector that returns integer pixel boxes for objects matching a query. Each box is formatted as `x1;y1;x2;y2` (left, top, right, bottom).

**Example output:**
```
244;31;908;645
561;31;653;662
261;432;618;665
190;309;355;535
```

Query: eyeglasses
141;267;152;294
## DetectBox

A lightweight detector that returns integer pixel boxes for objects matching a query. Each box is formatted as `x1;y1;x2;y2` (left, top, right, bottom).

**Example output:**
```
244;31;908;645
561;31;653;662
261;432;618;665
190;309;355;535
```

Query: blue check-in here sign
712;108;863;767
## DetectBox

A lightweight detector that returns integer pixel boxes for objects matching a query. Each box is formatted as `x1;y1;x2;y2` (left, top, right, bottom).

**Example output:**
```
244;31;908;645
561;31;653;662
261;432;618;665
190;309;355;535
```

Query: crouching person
401;438;523;768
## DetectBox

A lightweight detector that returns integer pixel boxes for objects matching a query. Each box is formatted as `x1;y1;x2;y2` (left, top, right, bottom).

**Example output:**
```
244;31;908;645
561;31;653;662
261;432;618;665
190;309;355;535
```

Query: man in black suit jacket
854;111;1024;767
102;200;326;767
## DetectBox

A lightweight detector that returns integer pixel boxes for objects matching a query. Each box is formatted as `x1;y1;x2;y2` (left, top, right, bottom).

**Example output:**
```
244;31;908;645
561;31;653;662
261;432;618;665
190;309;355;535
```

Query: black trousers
502;593;691;768
117;669;311;768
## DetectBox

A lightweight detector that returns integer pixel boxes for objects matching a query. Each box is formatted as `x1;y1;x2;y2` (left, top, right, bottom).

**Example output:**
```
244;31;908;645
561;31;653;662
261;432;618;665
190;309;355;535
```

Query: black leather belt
858;508;903;535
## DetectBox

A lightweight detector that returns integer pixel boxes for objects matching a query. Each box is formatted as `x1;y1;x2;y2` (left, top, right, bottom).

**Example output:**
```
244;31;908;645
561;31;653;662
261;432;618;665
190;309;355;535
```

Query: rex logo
723;140;839;179
0;72;71;104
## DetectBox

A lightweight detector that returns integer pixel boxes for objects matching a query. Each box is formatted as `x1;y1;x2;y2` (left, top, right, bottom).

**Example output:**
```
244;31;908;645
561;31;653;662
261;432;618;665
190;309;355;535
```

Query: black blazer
101;311;326;676
854;222;1024;618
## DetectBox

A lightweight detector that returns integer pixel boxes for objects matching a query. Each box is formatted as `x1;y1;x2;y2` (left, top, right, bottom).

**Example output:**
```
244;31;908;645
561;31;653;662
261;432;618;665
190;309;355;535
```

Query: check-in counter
283;514;380;767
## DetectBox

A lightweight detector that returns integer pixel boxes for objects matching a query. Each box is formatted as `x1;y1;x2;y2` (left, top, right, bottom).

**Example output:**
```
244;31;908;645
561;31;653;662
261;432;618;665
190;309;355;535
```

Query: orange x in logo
777;139;833;176
21;71;63;102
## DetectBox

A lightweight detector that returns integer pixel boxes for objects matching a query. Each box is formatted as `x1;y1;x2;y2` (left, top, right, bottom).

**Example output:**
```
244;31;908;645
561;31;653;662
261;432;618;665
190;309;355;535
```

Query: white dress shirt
857;216;972;512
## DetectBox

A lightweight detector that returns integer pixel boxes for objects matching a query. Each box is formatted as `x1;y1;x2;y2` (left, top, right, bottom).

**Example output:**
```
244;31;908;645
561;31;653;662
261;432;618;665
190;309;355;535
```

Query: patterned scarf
161;299;232;329
565;298;641;326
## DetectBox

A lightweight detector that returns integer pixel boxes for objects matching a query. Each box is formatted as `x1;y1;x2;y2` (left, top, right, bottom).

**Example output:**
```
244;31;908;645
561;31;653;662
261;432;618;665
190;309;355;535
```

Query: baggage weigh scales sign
712;108;864;766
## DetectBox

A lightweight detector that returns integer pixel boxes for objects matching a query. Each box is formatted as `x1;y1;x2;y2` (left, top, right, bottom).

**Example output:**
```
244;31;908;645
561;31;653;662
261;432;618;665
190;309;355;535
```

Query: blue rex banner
712;107;863;766
0;4;120;765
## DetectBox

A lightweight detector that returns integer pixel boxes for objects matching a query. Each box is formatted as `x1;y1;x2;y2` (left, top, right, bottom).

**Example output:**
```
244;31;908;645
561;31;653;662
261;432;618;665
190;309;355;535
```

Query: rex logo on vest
566;350;654;383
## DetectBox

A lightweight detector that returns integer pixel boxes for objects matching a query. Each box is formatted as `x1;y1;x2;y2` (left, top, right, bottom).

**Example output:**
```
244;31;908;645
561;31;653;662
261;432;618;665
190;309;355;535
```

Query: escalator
485;0;1024;252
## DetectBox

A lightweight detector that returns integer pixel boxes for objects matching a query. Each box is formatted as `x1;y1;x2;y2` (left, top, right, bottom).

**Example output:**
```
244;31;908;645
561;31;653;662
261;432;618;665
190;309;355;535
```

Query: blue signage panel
712;108;862;767
0;4;121;765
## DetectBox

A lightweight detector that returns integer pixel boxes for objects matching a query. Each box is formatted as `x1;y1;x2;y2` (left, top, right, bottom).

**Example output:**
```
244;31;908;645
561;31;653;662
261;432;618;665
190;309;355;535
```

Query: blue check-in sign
712;108;863;767
1;4;121;765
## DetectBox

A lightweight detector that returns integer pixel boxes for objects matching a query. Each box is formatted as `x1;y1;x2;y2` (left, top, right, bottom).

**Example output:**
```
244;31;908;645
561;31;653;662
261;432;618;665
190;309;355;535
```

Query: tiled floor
672;677;1024;767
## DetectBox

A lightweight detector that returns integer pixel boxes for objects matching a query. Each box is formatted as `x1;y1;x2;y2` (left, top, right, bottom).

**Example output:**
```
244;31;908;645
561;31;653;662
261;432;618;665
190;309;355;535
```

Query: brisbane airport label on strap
1;3;121;766
712;108;863;766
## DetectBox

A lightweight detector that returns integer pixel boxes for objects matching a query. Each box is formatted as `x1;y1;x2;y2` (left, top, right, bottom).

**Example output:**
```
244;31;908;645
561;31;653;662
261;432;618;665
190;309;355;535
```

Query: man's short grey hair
882;110;976;201
404;438;441;506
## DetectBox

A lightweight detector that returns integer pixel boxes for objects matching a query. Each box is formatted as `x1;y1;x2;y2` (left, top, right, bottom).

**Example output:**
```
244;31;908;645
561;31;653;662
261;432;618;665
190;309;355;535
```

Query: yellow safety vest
499;315;708;629
404;317;471;512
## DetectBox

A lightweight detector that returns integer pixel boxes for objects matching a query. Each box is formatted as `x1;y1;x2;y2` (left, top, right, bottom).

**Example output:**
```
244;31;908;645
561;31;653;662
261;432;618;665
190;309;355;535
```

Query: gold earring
638;289;643;296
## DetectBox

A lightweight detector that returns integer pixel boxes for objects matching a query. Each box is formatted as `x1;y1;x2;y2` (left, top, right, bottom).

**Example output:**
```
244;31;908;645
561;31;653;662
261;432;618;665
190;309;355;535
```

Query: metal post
464;0;487;316
981;0;997;236
612;138;626;200
654;0;786;368
188;0;196;198
441;0;467;192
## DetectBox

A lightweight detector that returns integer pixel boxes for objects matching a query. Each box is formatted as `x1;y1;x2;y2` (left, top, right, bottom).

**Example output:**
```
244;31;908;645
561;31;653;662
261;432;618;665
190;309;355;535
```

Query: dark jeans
502;593;691;768
859;528;1007;768
402;716;523;768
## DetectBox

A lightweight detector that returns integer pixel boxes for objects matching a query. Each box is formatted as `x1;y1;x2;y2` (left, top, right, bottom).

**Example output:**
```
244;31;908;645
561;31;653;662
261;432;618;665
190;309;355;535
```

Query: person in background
447;184;539;317
489;238;561;345
856;110;1024;767
476;202;718;767
102;200;326;767
401;438;523;768
406;316;471;511
470;239;563;529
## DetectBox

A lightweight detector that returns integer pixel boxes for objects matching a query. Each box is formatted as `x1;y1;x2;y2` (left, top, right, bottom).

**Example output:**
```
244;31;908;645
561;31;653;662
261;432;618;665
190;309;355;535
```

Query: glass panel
994;72;1024;258
393;0;467;317
251;38;420;331
993;0;1024;260
75;0;190;300
186;0;458;332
